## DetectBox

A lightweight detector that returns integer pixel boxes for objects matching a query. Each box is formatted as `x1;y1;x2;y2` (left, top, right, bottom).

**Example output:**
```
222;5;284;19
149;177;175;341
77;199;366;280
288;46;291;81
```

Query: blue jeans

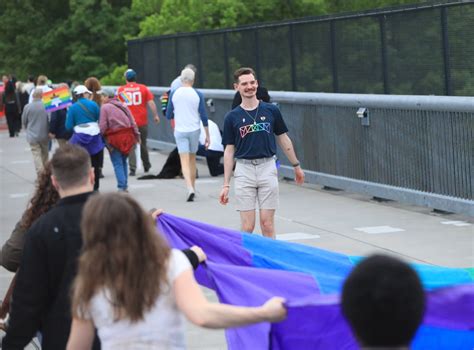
109;149;128;190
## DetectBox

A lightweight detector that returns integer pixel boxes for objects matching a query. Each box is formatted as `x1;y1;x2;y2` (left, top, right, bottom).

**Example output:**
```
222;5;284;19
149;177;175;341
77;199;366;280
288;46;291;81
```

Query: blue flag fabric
157;213;474;349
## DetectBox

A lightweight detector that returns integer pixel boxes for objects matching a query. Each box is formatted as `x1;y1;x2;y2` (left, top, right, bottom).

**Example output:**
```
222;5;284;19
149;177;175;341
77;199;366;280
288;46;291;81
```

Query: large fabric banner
157;214;474;349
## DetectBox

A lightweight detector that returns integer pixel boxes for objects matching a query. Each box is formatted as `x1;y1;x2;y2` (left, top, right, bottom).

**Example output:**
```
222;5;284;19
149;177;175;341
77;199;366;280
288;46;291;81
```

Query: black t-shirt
222;101;288;159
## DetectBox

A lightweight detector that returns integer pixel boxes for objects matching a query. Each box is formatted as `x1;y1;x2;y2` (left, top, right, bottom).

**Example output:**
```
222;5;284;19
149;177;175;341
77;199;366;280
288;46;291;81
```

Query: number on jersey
121;91;142;106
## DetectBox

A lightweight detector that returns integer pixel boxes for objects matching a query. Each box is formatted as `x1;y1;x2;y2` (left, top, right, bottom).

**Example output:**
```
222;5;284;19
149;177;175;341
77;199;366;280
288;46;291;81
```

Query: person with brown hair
28;74;51;104
219;67;304;239
0;162;60;320
0;162;59;273
2;144;100;350
67;193;287;349
84;76;104;107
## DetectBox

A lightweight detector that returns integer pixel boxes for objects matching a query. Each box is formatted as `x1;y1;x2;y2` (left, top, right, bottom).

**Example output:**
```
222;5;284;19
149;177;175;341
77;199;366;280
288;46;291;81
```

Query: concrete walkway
0;130;472;349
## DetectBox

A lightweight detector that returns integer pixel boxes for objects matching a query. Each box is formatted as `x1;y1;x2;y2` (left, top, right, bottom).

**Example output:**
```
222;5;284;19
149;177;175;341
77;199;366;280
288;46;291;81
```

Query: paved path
0;130;472;348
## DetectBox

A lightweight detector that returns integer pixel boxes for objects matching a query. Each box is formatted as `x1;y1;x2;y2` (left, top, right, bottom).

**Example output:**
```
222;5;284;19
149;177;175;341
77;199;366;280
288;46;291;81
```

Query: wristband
222;185;230;188
292;162;300;168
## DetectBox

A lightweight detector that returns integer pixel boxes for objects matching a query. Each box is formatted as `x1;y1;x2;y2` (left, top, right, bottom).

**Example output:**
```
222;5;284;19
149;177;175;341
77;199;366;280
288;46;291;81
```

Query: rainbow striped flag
42;87;72;113
157;214;474;350
119;92;131;104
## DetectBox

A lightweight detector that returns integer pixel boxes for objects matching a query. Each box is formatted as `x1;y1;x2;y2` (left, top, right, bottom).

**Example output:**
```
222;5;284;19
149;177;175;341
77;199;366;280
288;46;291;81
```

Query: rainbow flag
42;87;72;113
119;91;131;104
157;214;474;350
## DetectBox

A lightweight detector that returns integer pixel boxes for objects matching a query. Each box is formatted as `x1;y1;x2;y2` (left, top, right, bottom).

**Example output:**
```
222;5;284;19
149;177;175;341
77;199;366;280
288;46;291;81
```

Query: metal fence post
255;29;262;84
196;35;203;87
441;7;452;96
330;21;339;93
224;32;230;88
379;15;390;94
289;24;297;91
174;38;179;76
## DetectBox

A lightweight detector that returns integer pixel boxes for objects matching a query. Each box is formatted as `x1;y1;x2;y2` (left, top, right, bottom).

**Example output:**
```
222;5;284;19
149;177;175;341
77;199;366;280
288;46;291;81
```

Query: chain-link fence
128;1;474;95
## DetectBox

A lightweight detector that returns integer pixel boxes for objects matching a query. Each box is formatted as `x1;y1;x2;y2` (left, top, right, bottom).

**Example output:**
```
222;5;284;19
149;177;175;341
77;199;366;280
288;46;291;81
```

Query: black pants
197;146;224;177
91;150;104;191
5;112;20;137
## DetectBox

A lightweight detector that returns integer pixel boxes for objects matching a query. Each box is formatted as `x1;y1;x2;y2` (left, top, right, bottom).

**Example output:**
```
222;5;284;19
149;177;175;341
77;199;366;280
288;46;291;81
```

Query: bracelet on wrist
292;162;300;168
222;185;230;188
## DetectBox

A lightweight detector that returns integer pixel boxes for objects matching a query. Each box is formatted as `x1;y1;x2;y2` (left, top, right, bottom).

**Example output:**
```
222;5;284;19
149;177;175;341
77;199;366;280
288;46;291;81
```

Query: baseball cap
73;85;92;95
97;87;115;97
124;69;136;81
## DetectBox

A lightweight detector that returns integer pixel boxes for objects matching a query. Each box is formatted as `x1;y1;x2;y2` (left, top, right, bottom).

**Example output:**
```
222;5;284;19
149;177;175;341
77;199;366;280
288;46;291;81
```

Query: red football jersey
117;83;153;127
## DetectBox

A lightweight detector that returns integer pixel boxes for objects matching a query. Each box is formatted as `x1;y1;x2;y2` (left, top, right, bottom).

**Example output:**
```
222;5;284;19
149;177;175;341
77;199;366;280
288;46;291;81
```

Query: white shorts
234;157;279;211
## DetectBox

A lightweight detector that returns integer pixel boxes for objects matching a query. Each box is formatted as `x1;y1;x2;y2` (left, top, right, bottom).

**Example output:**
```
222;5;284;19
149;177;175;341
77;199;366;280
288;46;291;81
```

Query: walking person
99;88;140;192
2;80;21;137
117;68;159;176
49;84;73;148
66;85;105;191
219;68;305;239
28;75;51;104
22;88;49;173
2;144;101;350
166;68;210;201
66;193;287;349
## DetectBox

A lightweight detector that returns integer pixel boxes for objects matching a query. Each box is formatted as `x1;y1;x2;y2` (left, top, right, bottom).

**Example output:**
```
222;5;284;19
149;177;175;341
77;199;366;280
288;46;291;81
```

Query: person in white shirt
66;193;287;350
166;68;210;202
28;75;52;104
198;119;224;176
170;64;196;92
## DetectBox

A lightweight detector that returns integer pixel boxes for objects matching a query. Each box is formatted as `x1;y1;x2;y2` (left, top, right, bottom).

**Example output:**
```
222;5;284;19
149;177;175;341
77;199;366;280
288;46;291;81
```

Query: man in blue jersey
219;67;304;239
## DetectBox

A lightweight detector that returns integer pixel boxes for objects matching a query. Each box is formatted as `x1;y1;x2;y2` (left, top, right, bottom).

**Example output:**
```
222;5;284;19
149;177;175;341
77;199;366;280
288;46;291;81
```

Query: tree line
0;0;425;85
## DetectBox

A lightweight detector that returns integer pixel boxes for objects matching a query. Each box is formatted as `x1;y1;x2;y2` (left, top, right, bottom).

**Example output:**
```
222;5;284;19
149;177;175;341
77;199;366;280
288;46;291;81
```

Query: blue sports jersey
222;101;288;159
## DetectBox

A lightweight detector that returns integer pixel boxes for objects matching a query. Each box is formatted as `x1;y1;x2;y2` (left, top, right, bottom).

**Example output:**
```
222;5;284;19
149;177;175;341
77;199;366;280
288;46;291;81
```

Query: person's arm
219;145;235;205
98;106;108;135
276;133;305;185
2;230;49;348
66;318;95;350
22;107;28;129
197;91;210;148
0;220;26;273
65;107;74;131
147;99;160;123
174;269;286;328
165;91;175;121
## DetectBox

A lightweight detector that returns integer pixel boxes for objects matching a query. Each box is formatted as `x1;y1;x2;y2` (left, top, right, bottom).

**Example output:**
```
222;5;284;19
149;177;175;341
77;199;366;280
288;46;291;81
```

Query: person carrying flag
117;69;159;176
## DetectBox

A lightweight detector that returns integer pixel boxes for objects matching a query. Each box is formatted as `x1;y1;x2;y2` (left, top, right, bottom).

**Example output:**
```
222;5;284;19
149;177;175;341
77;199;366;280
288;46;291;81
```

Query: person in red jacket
117;69;159;176
99;88;140;192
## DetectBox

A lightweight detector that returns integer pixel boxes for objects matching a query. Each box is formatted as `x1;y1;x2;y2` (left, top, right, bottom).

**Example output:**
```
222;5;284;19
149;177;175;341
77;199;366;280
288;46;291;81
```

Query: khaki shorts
234;158;279;211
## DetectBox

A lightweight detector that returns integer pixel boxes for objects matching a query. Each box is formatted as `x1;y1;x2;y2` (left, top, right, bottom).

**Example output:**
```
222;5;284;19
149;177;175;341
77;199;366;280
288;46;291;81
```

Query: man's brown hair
51;144;91;189
72;193;170;322
233;67;256;83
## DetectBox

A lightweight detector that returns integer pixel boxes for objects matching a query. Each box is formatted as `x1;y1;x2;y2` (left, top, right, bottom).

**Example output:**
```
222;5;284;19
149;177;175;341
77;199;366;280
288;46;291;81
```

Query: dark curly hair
20;162;60;230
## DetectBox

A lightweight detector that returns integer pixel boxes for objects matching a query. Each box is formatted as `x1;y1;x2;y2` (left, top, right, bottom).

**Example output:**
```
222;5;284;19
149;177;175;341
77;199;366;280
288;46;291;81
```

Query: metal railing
141;87;473;216
128;1;474;96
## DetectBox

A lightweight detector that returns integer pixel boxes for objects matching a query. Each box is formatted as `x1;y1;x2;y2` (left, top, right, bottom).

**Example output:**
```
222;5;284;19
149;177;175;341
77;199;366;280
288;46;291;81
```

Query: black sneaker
129;169;136;176
186;192;195;202
144;165;151;173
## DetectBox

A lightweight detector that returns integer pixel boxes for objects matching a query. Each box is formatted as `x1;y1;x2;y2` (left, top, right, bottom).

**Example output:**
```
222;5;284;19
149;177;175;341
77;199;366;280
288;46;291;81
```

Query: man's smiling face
234;73;258;99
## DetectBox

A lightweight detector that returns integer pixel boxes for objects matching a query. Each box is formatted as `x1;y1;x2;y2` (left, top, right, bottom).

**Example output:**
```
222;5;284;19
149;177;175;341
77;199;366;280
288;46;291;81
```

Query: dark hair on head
72;193;170;322
20;162;60;230
28;75;35;82
233;67;256;83
341;254;425;347
51;144;91;190
4;80;15;96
